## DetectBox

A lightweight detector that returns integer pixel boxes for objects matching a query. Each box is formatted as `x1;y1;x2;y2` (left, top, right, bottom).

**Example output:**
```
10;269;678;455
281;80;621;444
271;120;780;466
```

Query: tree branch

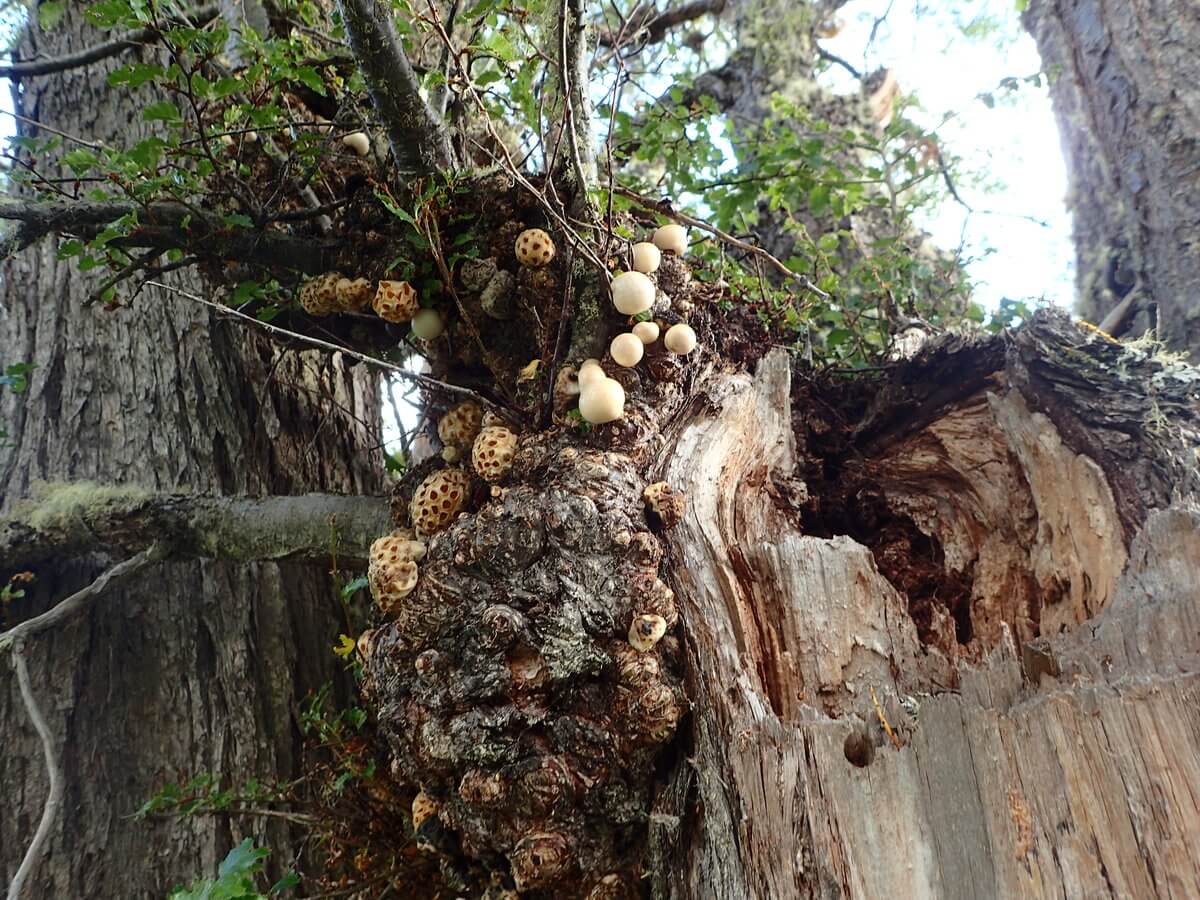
5;642;66;900
335;0;455;173
597;0;726;49
0;485;392;574
0;5;221;79
0;198;336;272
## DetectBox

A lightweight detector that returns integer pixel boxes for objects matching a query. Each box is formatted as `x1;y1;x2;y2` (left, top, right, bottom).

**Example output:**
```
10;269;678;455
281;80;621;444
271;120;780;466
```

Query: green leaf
39;1;69;31
333;634;356;658
340;576;369;599
218;839;269;880
292;65;327;95
143;101;183;124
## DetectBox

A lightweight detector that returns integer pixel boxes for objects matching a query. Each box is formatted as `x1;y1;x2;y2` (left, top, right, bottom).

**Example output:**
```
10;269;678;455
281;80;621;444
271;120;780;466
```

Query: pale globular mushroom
610;271;655;315
578;358;607;388
515;228;556;267
609;332;644;367
578;377;625;424
628;613;668;652
664;322;697;354
342;132;371;156
631;242;662;274
412;308;445;341
652;223;688;255
632;321;660;344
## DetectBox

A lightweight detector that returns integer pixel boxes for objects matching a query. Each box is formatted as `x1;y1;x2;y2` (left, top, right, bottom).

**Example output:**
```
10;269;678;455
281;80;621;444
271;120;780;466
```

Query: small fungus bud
515;228;556;267
578;377;625;424
643;481;685;528
356;629;375;661
336;276;374;312
631;241;662;274
511;832;572;892
342;131;371;156
441;446;460;463
372;280;419;323
632;321;660;344
610;271;655;315
411;790;438;831
629;613;668;652
578;358;606;388
411;308;445;340
664;322;698;355
653;223;688;255
610;332;644;368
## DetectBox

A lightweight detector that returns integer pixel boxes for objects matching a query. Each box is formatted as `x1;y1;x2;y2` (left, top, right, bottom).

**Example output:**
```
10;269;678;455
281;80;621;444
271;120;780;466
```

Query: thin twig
613;185;830;298
143;281;496;406
6;644;65;900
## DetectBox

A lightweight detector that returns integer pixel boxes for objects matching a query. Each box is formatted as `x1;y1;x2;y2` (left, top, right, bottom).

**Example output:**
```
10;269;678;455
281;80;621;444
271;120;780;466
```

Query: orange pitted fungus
664;322;698;355
410;468;471;536
515;228;556;267
609;332;644;368
372;560;419;615
631;241;662;274
298;272;342;316
632;321;660;344
411;789;438;831
610;271;655;315
342;131;371;156
472;425;518;483
438;400;484;449
411;308;445;340
372;280;419;322
628;613;668;652
336;276;374;312
653;223;688;255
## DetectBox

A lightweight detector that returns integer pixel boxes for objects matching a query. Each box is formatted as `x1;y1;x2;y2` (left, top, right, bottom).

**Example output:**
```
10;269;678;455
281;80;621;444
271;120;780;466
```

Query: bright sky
821;0;1074;311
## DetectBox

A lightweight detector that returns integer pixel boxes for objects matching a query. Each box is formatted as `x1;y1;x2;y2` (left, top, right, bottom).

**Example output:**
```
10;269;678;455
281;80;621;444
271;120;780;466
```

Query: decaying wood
651;312;1200;898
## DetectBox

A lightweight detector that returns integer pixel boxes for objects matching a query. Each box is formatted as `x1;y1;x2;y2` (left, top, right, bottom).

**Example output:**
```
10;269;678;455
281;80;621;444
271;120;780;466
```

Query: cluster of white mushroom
575;223;697;425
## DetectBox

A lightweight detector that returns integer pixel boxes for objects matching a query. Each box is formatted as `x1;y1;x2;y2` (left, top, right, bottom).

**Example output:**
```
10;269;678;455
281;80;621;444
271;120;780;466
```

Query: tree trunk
363;303;1200;897
1023;0;1200;357
0;9;383;897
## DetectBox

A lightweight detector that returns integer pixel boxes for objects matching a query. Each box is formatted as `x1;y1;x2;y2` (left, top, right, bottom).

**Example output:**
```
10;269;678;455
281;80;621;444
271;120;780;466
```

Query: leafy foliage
167;839;297;900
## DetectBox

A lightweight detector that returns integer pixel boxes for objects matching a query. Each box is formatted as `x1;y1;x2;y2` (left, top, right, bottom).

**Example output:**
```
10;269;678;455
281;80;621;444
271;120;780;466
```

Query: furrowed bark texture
649;315;1200;898
0;9;383;897
1023;0;1200;357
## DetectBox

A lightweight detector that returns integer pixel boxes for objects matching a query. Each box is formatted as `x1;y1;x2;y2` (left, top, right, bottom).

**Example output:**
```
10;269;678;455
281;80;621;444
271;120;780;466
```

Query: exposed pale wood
656;323;1200;899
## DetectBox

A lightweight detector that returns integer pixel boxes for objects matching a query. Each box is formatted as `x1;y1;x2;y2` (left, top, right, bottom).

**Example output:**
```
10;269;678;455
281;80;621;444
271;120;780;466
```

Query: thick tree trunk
652;313;1200;897
0;10;383;897
1023;0;1200;356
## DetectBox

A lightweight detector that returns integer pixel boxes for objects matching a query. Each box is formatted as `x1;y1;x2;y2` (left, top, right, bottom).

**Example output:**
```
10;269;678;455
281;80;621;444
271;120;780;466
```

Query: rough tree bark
0;8;383;897
1023;0;1200;356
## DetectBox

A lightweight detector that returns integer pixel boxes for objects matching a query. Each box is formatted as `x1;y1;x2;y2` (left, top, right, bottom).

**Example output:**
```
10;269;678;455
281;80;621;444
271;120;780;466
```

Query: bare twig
596;0;725;49
613;185;830;297
145;280;498;406
0;4;220;79
0;546;166;653
6;643;66;900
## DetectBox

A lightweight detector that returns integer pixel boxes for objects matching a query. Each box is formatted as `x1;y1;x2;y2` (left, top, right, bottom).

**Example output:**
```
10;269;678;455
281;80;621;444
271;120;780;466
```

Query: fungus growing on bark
631;241;661;274
411;789;438;831
631;681;682;742
373;280;419;322
664;322;698;355
472;425;518;482
441;446;461;464
510;832;572;892
372;560;419;615
578;377;626;424
628;613;668;652
342;131;371;156
652;223;688;255
438;400;484;449
609;271;656;315
632;321;660;344
609;332;644;367
410;468;471;536
411;308;445;340
515;228;556;267
356;628;375;661
298;272;342;316
643;481;686;528
578;358;606;387
335;276;374;311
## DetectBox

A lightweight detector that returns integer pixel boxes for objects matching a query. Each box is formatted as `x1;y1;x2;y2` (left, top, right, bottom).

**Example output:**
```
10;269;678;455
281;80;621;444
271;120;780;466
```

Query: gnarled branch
336;0;455;174
0;485;392;573
597;0;726;49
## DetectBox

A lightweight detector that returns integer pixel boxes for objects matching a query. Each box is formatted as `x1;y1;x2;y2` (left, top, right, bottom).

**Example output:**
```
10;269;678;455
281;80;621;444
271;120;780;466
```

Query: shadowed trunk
0;9;383;896
1023;0;1200;356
